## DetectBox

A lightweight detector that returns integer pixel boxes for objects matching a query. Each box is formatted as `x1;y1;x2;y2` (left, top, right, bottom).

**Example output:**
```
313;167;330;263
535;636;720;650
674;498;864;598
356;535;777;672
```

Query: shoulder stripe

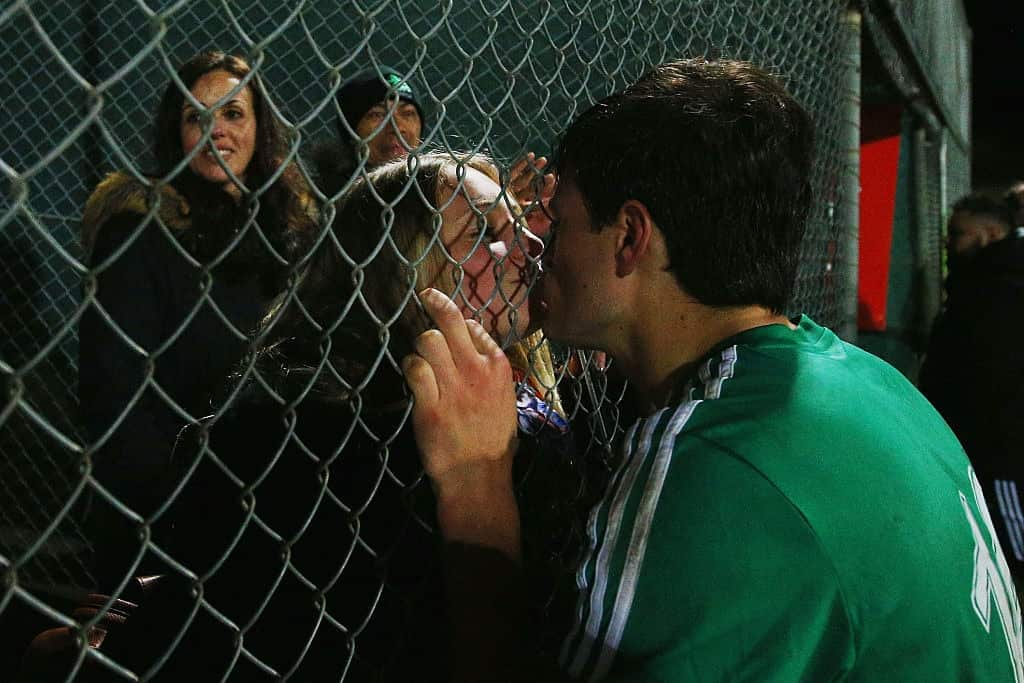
558;418;643;667
563;409;667;676
589;398;702;681
995;480;1024;561
704;345;738;400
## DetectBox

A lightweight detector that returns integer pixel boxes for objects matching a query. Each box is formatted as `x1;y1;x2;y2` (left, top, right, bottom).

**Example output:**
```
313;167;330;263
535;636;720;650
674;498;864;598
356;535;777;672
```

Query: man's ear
614;199;656;277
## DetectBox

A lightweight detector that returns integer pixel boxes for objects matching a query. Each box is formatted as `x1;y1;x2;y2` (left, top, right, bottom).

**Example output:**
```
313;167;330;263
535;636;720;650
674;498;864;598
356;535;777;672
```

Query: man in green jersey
402;58;1023;681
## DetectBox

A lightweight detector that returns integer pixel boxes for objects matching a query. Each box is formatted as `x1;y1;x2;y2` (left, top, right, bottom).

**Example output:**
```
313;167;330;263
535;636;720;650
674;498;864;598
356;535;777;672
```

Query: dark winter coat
78;172;317;587
93;381;577;681
919;235;1024;569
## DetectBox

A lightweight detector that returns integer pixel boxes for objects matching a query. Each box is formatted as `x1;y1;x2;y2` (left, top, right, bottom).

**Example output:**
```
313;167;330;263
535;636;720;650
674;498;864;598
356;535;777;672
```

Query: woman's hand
508;153;557;239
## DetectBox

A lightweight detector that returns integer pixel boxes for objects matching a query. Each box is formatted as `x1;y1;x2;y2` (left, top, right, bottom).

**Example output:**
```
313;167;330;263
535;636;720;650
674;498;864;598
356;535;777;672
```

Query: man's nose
396;122;416;145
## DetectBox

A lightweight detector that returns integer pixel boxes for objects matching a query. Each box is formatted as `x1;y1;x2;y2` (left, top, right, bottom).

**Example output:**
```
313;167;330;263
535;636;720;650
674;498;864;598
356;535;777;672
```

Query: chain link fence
857;0;971;370
2;0;855;678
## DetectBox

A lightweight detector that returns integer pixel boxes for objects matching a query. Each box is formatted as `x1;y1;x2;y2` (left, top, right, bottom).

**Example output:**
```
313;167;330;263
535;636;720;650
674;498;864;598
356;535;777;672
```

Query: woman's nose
523;227;544;260
509;224;543;264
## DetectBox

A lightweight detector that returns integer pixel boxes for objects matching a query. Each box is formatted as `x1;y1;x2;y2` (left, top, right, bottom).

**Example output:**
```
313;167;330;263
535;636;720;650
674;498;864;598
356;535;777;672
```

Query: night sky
963;0;1024;190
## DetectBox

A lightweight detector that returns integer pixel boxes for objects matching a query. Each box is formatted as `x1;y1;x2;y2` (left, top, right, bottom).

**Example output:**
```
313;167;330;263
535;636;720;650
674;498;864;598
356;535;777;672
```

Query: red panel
857;105;903;332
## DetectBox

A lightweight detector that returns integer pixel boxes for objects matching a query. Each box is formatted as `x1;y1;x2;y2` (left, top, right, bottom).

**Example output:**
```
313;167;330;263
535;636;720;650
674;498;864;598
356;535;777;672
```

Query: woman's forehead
187;71;251;108
440;165;502;207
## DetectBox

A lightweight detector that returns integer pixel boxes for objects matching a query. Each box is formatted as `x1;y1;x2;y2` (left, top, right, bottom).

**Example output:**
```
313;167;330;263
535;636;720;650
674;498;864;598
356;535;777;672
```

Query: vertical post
80;0;101;197
938;126;949;284
909;99;942;350
837;5;861;342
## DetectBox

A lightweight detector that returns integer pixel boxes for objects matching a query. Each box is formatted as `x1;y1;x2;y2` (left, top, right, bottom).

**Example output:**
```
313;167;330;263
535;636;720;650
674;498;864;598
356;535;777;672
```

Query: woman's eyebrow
181;97;244;112
466;194;499;211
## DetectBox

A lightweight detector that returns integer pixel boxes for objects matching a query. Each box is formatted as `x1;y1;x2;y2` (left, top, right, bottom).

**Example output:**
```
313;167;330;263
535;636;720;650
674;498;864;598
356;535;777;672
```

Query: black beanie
337;66;425;135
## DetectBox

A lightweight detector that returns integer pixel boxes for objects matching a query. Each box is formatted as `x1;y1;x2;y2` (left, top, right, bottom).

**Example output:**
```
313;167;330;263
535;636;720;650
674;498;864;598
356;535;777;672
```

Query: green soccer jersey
558;316;1023;682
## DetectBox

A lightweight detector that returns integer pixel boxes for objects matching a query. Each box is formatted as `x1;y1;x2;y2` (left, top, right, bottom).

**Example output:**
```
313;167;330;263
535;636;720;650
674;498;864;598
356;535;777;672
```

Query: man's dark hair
952;193;1014;230
557;58;814;313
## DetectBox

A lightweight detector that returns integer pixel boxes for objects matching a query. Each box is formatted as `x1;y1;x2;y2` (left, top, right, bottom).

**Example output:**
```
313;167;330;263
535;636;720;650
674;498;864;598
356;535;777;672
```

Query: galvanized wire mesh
2;0;855;678
860;0;971;354
882;0;971;146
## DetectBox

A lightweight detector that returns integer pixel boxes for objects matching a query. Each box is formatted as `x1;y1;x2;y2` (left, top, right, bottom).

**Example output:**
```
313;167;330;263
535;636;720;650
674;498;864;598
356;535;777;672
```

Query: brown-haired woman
78;51;318;594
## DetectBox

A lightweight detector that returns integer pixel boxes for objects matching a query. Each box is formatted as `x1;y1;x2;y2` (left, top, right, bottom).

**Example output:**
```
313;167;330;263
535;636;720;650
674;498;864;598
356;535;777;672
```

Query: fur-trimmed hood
81;172;192;257
307;137;358;199
81;169;321;260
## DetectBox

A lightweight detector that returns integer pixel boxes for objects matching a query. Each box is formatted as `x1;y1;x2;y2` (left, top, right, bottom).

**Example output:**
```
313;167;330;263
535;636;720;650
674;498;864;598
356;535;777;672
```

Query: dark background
964;1;1024;191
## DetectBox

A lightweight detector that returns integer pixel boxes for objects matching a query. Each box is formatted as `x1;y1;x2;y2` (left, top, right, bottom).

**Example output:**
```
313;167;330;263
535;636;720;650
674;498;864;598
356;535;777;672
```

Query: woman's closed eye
469;222;498;244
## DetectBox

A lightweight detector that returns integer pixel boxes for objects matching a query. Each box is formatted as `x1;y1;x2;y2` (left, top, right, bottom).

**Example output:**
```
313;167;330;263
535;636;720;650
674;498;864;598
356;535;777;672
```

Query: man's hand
402;288;521;559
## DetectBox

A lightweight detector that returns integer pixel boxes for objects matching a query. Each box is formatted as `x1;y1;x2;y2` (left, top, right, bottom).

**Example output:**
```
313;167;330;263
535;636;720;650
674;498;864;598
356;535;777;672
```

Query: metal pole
837;5;862;342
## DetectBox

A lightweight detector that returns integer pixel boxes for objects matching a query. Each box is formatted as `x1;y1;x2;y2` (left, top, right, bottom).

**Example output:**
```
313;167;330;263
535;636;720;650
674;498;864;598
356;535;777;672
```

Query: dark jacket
307;137;359;199
95;381;576;681
920;236;1024;481
919;235;1024;570
78;172;315;587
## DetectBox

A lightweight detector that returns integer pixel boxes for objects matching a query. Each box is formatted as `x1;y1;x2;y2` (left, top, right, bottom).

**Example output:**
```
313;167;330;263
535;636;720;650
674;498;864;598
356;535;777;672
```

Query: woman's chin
498;318;535;349
189;165;244;190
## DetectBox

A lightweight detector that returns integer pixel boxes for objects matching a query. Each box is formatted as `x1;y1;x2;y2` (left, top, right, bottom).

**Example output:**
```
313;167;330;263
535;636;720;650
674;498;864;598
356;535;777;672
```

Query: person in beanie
338;65;425;168
315;65;556;235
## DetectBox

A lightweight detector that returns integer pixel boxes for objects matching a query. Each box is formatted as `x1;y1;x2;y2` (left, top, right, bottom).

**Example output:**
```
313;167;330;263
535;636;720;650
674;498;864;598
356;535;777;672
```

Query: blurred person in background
312;65;555;233
308;65;425;196
920;191;1024;583
77;50;317;593
21;49;319;683
1005;180;1024;229
337;66;426;169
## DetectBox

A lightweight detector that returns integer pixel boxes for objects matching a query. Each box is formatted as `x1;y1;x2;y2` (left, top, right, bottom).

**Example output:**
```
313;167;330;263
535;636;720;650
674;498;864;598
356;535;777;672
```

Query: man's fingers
402;353;439;408
413;328;456;377
418;288;478;364
466;319;502;357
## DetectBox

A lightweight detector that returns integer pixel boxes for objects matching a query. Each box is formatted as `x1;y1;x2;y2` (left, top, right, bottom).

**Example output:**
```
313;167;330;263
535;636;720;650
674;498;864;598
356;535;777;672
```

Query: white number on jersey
960;466;1024;681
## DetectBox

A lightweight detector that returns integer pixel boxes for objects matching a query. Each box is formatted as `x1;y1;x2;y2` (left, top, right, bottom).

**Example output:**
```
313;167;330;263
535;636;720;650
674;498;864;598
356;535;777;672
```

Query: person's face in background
180;70;257;195
1008;182;1024;226
947;210;1010;265
356;98;422;167
434;166;543;346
